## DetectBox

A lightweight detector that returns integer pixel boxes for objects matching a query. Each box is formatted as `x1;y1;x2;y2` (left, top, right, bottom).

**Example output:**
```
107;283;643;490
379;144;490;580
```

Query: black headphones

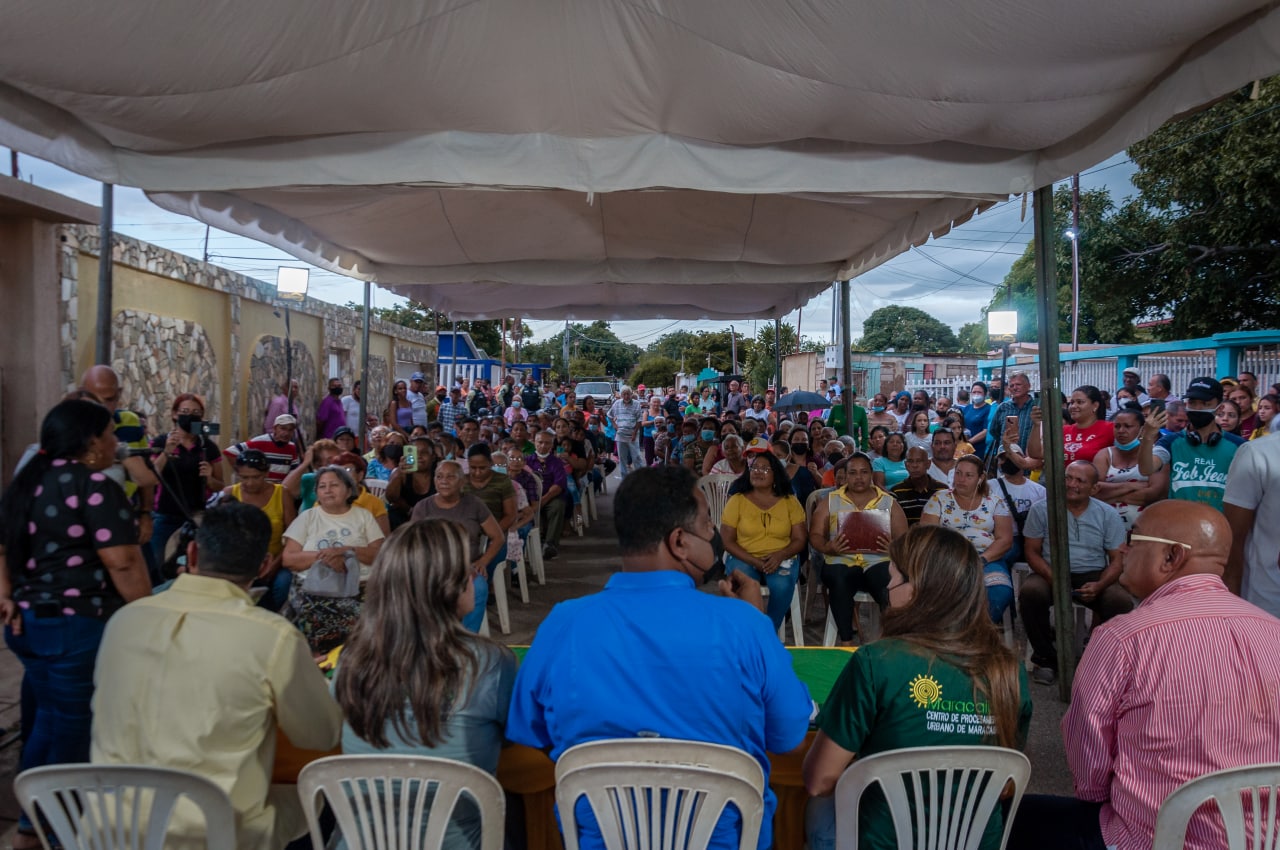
1185;429;1222;448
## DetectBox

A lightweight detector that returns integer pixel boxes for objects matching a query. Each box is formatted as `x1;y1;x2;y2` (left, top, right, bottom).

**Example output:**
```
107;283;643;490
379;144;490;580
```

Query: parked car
574;380;617;407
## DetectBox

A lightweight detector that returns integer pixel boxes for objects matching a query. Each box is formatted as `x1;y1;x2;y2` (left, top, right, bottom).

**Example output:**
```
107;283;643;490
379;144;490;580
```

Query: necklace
953;489;983;511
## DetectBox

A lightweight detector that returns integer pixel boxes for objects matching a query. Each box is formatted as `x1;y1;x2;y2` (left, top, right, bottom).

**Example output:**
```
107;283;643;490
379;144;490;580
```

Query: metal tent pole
1032;186;1076;701
94;184;114;364
358;281;371;449
840;280;853;434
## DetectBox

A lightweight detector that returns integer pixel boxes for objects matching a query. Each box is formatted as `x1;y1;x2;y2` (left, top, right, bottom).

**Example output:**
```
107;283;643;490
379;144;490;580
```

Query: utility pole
562;320;571;381
730;325;738;373
94;184;115;365
1070;172;1081;351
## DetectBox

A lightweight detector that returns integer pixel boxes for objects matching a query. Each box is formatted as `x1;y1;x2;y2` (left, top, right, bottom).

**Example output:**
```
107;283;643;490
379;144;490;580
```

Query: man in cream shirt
92;502;341;849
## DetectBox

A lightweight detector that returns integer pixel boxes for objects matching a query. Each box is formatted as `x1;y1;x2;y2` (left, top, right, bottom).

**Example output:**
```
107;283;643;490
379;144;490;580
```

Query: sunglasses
237;451;270;471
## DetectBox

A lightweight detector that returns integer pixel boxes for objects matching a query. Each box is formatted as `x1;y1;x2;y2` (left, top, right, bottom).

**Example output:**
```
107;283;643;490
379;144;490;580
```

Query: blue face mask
491;465;507;475
681;434;696;444
872;406;885;413
667;424;676;433
700;430;716;441
971;394;984;404
1114;437;1141;452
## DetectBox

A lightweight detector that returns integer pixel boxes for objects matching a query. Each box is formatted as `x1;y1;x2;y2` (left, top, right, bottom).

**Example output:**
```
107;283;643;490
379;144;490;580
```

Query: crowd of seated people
4;366;1280;850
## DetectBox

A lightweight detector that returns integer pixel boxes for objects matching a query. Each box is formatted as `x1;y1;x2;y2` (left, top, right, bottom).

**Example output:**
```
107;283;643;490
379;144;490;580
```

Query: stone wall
111;310;220;423
62;224;436;441
248;336;319;438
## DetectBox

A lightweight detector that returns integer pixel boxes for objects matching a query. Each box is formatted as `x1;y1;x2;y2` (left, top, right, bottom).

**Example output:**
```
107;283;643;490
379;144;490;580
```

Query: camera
198;421;220;437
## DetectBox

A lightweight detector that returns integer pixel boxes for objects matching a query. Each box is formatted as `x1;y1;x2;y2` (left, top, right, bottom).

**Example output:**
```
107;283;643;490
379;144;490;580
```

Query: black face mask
1000;459;1021;477
699;528;728;585
1186;409;1217;430
329;385;343;396
176;414;201;434
790;444;808;455
827;452;843;466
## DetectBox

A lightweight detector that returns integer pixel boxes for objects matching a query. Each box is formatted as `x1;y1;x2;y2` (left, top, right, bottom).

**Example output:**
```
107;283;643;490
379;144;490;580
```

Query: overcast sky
4;147;1136;348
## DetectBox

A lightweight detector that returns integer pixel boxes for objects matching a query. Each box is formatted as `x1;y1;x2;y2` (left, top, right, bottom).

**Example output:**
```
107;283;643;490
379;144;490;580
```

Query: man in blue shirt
507;466;813;850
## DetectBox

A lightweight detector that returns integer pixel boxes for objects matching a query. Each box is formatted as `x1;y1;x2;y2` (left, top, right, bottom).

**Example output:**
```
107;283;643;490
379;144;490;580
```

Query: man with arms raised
92;502;342;849
507;466;813;850
1009;500;1280;850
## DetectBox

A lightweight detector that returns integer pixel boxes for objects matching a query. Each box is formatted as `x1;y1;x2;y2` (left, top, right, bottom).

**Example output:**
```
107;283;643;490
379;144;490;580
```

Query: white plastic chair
364;477;389;500
1153;763;1280;850
14;763;236;850
833;746;1030;850
555;739;766;850
298;754;505;850
696;474;738;527
523;473;547;585
477;535;510;635
823;595;879;647
760;579;806;647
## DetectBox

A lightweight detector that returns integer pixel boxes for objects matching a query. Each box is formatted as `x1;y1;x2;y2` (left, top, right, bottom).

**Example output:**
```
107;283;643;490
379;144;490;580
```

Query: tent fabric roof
3;0;1279;318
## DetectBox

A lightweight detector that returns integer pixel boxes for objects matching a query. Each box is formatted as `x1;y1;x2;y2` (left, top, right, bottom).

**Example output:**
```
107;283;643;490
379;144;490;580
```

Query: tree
980;186;1136;344
344;300;531;359
855;306;960;352
957;321;989;354
629;355;680;390
742;322;799;391
646;329;739;373
568;321;642;377
568;356;608;380
1106;78;1280;336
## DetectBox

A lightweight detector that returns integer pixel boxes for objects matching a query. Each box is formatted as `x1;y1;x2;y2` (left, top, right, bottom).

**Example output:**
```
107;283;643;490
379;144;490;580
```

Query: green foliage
957;321;989;353
344;300;532;359
980;186;1135;344
855;306;960;353
567;321;642;377
568;356;608;379
629;355;681;390
743;323;799;392
646;329;741;373
1109;79;1280;336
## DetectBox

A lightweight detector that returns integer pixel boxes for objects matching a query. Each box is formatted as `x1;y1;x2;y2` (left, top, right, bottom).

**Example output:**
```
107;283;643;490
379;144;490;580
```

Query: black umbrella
774;390;831;412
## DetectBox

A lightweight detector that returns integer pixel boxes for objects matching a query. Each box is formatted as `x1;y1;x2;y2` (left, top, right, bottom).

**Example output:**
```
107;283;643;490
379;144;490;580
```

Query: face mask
329;386;342;396
970;394;984;404
1115;437;1142;452
827;452;842;466
667;424;676;433
491;465;507;475
513;401;521;408
176;414;201;433
1186;409;1217;430
872;406;885;413
444;452;454;460
535;450;550;459
681;434;696;444
791;444;808;455
693;528;728;585
700;430;715;441
999;459;1021;477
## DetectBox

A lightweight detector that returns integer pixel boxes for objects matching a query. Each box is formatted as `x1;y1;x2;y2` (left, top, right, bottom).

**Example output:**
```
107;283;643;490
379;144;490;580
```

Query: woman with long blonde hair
335;519;515;763
803;524;1031;850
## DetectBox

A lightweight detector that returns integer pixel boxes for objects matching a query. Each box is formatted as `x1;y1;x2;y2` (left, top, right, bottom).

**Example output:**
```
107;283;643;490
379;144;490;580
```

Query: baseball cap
743;437;772;455
1184;377;1223;402
273;414;298;426
1122;366;1141;377
410;372;426;382
435;385;446;392
333;426;355;440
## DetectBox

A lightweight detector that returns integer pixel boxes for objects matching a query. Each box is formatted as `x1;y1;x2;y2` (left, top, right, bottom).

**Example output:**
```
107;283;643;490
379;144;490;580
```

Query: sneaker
1031;666;1057;686
543;544;558;560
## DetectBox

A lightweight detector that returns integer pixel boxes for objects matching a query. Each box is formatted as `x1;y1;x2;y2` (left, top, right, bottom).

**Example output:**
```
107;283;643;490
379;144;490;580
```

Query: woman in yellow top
221;449;297;610
720;449;808;630
809;452;908;646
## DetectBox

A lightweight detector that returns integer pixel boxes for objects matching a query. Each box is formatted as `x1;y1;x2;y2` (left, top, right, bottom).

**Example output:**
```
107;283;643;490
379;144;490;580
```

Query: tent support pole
840;280;853;435
774;318;782;393
94;184;114;365
358;280;371;450
1032;186;1075;701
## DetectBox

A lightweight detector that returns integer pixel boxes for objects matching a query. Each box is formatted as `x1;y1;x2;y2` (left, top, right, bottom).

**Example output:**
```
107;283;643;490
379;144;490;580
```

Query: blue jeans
984;558;1013;623
461;574;490;633
6;612;107;831
805;794;838;850
150;511;187;584
256;568;294;613
726;554;798;631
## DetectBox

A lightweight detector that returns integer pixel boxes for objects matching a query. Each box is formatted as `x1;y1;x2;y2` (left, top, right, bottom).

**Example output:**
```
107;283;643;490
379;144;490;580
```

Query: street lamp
276;267;310;427
1064;229;1080;351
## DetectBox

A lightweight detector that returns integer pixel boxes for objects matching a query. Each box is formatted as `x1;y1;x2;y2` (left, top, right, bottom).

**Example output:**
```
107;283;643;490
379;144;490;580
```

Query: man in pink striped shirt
1009;500;1280;850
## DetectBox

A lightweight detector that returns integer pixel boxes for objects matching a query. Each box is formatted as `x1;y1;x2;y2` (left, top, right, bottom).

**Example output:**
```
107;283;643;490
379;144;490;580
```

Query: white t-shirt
928;462;956;486
406;389;428;427
995;476;1047;518
1223;436;1280;617
341;394;362;432
283;504;385;577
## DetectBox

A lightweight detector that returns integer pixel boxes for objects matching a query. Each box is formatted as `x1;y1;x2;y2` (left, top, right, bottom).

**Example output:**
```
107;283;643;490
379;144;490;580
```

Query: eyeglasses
1126;530;1192;550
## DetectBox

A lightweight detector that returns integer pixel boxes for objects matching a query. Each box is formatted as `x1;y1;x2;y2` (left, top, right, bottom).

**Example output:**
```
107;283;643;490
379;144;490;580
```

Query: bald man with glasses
1009;500;1280;850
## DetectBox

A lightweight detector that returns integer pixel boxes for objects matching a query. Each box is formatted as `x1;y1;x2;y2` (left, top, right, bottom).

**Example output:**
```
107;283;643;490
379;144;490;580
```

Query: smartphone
1148;398;1166;413
402;445;418;473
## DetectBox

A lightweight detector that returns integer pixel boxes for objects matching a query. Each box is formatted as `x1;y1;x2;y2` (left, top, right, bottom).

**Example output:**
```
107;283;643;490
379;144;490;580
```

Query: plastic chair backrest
364;477;389;499
1153;763;1280;850
14;763;236;850
834;746;1030;850
555;738;765;850
297;754;505;850
696;474;738;528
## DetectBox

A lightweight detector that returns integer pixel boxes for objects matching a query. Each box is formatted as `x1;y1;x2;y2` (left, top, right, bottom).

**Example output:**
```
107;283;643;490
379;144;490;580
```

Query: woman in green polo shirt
802;524;1031;850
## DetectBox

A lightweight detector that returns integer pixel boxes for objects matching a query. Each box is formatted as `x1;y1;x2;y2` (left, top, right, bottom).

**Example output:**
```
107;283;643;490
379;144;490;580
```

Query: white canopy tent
3;0;1279;318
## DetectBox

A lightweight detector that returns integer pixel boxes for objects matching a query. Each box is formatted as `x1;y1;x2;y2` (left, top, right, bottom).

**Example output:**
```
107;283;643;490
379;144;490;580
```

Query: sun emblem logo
908;674;942;708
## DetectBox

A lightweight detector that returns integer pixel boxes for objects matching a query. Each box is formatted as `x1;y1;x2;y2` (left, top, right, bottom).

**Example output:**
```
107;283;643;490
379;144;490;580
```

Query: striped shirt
1063;574;1280;850
222;435;299;484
